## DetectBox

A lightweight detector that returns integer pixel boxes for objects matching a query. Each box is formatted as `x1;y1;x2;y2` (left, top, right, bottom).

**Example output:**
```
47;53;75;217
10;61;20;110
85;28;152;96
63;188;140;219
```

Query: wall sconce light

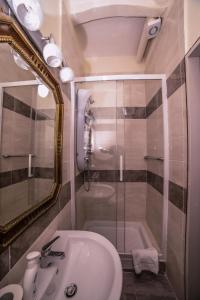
42;35;62;68
37;84;49;98
12;49;29;70
11;0;43;31
59;67;74;82
59;64;74;82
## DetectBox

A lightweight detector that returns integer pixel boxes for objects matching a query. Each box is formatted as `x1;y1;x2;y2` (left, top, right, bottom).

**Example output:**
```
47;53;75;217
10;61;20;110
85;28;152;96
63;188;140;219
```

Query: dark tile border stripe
88;170;146;182
169;181;187;213
147;171;164;194
88;169;187;213
34;167;54;179
88;59;186;121
123;170;147;182
147;171;187;213
0;167;54;188
3;92;52;121
75;171;84;192
91;107;146;119
167;58;186;98
146;58;186;117
59;181;71;209
146;88;162;118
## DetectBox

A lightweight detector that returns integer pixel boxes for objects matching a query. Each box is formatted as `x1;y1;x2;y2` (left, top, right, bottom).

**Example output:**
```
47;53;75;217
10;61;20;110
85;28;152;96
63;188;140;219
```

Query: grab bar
144;155;164;161
120;155;123;182
28;154;33;178
2;154;35;158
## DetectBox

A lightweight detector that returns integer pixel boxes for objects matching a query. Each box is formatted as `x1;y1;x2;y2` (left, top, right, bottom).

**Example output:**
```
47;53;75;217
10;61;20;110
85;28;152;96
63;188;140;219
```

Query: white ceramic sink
39;231;122;300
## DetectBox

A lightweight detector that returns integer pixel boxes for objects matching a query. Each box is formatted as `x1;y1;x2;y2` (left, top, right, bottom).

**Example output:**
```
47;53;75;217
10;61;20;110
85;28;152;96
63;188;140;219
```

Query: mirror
0;13;63;247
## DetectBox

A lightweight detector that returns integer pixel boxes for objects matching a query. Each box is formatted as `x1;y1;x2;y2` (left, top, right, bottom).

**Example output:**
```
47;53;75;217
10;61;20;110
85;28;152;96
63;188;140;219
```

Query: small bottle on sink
23;251;41;300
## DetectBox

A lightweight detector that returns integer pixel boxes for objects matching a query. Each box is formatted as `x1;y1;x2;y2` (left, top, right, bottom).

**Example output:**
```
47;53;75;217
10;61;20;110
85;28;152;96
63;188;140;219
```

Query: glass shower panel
74;78;165;257
122;79;164;255
75;81;119;249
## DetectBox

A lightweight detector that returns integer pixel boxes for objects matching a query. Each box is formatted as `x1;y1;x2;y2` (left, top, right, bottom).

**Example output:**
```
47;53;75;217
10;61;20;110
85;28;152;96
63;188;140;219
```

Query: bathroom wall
61;0;85;76
145;0;187;298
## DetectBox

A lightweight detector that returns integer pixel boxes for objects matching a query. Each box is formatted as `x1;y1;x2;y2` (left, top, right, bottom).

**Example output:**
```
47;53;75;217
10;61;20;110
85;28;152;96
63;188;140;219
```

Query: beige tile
80;182;117;222
167;201;186;300
145;80;162;105
169;136;187;163
123;80;146;107
168;84;187;140
146;185;163;249
125;119;147;170
78;81;117;107
125;182;147;221
169;161;187;188
147;160;164;178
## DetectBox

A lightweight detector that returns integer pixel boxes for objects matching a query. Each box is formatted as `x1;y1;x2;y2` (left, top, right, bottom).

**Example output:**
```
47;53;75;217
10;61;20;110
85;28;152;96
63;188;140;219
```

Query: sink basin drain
64;284;77;298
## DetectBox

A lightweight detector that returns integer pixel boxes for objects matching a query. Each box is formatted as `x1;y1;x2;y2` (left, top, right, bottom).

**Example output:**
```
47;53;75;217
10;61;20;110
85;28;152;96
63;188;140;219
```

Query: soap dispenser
23;251;41;300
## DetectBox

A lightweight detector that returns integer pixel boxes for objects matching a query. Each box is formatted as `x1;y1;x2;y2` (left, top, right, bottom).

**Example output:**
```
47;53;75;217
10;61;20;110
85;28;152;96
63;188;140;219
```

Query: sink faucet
40;236;65;268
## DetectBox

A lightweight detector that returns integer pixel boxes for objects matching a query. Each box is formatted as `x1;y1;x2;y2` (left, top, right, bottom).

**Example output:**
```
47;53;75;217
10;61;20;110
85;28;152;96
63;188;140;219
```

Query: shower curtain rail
144;155;164;161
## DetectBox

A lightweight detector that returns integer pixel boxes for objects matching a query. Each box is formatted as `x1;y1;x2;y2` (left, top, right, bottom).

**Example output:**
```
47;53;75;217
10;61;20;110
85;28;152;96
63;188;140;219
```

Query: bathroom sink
0;284;23;300
80;183;115;200
39;230;122;300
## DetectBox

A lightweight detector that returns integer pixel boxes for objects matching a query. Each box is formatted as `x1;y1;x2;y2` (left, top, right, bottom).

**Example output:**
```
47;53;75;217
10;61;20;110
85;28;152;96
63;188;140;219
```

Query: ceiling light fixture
12;49;29;70
11;0;43;31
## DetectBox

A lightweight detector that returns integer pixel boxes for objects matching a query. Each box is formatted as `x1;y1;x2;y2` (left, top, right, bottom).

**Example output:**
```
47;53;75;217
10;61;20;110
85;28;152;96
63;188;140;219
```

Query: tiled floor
121;271;177;300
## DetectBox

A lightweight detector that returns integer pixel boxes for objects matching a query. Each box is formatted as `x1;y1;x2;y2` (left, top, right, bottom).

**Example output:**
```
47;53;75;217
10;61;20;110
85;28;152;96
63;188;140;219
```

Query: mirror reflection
0;43;56;227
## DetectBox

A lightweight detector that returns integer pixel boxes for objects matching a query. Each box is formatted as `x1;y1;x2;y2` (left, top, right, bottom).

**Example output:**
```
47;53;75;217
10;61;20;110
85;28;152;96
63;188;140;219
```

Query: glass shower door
75;80;119;249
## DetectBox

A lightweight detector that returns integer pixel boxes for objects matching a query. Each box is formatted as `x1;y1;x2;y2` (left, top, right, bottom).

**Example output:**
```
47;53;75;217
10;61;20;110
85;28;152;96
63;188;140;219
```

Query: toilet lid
0;284;23;300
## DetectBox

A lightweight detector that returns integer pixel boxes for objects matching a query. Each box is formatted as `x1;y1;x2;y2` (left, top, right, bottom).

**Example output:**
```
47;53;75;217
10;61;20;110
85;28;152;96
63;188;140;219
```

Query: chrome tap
40;236;65;268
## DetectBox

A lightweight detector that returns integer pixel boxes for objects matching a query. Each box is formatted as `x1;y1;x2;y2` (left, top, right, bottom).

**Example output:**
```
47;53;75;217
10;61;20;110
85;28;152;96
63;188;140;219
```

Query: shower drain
64;283;78;298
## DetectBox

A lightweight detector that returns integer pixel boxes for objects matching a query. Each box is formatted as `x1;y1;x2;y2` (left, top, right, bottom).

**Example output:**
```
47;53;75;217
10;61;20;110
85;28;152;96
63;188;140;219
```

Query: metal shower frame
70;74;169;261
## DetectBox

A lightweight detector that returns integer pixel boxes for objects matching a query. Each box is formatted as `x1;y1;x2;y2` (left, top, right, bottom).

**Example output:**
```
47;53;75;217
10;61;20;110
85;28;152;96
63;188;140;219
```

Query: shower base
83;220;160;255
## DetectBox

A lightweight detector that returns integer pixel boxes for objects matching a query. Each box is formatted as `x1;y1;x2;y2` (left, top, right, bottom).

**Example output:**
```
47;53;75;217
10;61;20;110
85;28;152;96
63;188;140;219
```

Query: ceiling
69;0;171;60
75;17;145;58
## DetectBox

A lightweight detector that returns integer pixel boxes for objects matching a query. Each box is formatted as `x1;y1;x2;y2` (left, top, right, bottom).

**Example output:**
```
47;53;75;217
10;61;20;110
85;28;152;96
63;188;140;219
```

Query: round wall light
59;67;74;82
43;42;62;68
12;50;29;70
37;84;49;98
12;0;43;31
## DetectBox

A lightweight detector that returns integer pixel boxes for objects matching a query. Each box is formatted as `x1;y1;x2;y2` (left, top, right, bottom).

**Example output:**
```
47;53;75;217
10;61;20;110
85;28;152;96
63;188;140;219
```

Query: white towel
132;247;159;275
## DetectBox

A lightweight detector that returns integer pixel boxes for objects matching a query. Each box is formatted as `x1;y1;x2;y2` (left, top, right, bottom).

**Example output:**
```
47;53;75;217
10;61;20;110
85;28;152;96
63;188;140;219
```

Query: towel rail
1;154;35;158
144;155;164;161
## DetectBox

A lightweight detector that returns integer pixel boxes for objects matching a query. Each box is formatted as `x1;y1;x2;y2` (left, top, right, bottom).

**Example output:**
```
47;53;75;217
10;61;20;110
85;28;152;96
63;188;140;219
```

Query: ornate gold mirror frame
0;12;63;248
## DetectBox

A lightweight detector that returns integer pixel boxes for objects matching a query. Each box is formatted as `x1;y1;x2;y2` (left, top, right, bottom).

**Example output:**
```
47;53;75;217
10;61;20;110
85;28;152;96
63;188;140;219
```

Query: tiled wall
145;0;187;298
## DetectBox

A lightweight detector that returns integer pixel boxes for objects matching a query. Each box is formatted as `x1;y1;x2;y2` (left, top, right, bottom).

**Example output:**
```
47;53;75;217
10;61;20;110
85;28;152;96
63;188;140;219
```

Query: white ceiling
69;0;170;15
76;17;145;58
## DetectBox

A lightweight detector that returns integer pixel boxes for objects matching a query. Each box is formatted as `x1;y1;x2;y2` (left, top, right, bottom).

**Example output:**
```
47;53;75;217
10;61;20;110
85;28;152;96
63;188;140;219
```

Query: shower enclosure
71;75;168;261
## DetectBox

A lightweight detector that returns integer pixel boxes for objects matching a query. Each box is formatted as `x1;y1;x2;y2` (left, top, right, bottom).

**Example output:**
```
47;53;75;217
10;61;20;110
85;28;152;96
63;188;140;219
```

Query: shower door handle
28;154;33;178
120;155;123;182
